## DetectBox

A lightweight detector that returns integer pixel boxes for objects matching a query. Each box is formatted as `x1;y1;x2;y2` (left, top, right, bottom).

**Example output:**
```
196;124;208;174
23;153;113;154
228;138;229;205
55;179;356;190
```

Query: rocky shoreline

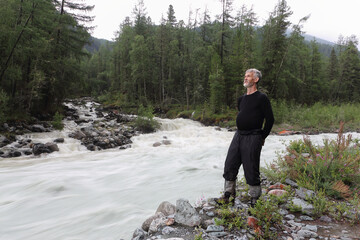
129;176;360;240
0;98;141;158
1;97;355;159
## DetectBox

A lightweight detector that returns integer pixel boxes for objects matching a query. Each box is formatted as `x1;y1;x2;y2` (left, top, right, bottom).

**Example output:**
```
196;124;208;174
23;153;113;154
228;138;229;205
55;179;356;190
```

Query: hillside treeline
82;0;360;113
1;0;360;122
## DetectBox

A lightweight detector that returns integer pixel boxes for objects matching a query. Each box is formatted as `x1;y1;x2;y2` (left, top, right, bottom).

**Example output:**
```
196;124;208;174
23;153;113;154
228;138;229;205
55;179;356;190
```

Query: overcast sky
86;0;360;44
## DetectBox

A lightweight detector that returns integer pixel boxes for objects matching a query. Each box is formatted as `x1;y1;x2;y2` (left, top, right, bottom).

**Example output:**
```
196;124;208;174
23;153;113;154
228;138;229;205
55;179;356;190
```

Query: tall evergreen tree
261;0;292;98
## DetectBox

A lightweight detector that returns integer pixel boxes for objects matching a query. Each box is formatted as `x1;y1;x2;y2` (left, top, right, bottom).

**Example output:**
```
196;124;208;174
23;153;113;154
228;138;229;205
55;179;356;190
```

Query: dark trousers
223;130;263;186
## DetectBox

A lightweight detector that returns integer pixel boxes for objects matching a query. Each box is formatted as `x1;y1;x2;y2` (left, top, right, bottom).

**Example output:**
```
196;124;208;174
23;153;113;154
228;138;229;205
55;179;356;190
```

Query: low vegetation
209;122;359;239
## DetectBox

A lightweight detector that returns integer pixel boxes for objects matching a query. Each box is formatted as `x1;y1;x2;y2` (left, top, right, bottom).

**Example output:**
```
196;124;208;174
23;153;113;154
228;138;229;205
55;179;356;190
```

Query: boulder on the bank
156;201;176;216
31;124;47;132
141;212;165;232
132;228;147;240
290;197;315;216
174;198;201;227
0;135;10;147
69;130;86;140
296;187;315;200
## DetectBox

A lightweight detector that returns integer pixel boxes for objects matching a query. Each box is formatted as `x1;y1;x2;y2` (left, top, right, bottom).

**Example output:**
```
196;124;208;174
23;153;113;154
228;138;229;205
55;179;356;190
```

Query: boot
249;185;261;208
215;180;236;205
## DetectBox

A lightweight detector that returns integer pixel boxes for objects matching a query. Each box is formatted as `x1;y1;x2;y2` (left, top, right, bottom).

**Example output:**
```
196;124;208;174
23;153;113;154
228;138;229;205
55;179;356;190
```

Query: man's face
243;71;258;88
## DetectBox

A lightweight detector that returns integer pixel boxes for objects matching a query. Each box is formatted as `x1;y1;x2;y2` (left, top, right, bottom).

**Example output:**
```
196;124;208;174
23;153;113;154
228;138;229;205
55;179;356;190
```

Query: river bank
129;177;360;240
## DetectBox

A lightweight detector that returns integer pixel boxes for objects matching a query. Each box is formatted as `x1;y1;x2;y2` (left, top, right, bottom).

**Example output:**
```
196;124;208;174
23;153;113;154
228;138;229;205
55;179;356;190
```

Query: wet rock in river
31;124;47;132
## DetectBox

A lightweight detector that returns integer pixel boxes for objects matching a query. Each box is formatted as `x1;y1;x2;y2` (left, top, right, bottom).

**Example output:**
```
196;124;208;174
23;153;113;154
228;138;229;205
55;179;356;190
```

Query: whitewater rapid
0;111;358;240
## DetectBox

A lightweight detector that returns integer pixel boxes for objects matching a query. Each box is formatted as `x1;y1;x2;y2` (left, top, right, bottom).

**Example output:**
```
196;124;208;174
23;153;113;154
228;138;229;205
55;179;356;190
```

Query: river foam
1;110;359;239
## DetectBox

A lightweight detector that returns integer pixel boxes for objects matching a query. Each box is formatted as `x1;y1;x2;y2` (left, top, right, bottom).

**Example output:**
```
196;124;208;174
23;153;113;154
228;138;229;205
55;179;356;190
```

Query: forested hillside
80;0;360;113
1;0;360;123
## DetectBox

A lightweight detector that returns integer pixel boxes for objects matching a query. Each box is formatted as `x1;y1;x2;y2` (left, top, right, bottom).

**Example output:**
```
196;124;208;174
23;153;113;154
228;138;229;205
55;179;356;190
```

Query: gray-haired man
218;68;274;207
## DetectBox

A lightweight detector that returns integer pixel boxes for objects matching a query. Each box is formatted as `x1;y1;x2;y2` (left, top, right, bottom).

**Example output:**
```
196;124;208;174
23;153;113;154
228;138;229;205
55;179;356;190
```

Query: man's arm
261;96;274;140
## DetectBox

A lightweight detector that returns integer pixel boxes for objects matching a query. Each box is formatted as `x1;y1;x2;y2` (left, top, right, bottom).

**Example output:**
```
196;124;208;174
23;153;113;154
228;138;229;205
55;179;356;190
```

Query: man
218;68;274;206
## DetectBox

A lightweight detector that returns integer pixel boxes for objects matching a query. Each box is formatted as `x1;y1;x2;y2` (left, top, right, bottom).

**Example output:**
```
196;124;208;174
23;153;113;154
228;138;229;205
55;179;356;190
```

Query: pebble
285;214;296;220
300;215;314;221
206;225;225;232
303;224;318;232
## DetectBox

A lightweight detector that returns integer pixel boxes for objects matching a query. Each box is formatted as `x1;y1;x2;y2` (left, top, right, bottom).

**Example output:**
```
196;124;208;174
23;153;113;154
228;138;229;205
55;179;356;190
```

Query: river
0;104;359;240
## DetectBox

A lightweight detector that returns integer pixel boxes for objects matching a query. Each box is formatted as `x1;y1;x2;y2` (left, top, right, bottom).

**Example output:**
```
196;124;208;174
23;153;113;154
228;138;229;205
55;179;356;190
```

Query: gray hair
246;68;262;84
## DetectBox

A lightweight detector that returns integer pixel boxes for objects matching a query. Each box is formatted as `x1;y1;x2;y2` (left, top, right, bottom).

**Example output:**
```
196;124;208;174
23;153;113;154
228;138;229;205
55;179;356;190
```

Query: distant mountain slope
84;37;113;53
86;33;336;57
303;33;335;46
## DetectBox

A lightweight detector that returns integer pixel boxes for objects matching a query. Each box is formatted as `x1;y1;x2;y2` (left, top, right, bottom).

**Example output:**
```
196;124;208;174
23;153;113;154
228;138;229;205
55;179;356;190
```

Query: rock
162;140;171;145
45;142;59;152
206;211;215;217
174;198;201;227
296;229;318;238
291;198;314;216
119;145;131;150
9;151;22;157
54;138;65;143
74;118;88;125
203;219;215;228
287;220;303;228
247;216;259;229
279;209;289;215
285;178;298;188
86;144;96;151
268;183;287;191
23;150;32;155
268;189;288;197
162;226;176;235
69;130;86;140
132;228;146;240
32;143;52;155
299;216;314;221
156;201;176;216
296;187;315;200
206;225;225;232
319;215;332;222
141;212;165;232
153;142;161;147
165;218;175;226
208;232;228;237
285;214;296;220
148;216;166;234
31;124;47;132
303;224;317;232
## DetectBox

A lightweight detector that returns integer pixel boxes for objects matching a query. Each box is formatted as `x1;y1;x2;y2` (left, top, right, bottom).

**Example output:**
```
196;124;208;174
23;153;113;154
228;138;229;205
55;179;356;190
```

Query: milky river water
0;109;359;240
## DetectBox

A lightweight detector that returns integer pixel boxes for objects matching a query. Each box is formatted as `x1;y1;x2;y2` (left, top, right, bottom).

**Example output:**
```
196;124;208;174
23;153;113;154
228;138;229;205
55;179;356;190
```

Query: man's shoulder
257;91;270;99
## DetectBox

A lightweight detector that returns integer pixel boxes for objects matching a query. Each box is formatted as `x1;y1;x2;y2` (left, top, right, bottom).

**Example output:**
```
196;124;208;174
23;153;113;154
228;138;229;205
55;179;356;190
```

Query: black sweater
236;91;274;139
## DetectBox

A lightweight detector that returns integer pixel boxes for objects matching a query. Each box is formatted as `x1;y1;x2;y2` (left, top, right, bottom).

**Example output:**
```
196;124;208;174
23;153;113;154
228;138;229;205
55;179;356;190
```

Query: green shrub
275;123;360;199
51;111;64;130
215;202;247;230
0;89;9;124
249;197;283;239
135;104;160;133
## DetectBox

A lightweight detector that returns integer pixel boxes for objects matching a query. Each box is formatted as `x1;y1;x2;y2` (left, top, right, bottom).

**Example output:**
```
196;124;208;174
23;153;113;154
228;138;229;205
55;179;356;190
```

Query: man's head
243;68;261;88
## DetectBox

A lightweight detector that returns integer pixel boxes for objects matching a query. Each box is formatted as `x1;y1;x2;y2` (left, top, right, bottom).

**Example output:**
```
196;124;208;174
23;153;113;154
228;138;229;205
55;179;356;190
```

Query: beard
243;82;254;88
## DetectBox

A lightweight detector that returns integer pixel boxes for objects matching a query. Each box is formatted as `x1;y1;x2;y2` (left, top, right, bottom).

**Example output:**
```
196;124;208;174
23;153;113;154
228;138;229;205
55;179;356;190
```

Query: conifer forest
1;0;360;121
